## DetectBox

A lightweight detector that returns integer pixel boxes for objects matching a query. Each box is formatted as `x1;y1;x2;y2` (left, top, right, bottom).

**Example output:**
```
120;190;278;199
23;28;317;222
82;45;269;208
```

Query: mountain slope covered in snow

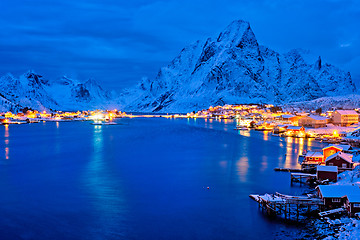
0;71;116;111
119;20;356;113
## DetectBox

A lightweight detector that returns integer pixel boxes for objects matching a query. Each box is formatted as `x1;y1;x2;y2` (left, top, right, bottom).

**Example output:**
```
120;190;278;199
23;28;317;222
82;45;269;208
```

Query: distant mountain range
0;20;358;113
0;71;117;112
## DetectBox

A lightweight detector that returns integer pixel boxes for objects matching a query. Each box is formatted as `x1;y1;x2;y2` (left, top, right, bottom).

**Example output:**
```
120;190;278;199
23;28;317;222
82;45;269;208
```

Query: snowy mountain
283;94;360;112
0;71;116;111
119;20;356;113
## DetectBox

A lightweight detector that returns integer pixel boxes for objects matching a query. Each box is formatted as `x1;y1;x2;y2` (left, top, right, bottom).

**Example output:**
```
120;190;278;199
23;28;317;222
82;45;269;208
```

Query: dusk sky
1;0;359;91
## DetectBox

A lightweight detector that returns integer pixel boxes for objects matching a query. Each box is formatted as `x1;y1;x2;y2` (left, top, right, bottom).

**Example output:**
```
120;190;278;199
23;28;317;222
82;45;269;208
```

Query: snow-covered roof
346;192;360;203
326;152;353;163
281;114;295;119
307;115;329;121
324;144;352;151
287;126;303;130
317;165;338;173
335;110;359;116
306;151;324;158
317;185;360;198
276;124;290;128
297;113;309;116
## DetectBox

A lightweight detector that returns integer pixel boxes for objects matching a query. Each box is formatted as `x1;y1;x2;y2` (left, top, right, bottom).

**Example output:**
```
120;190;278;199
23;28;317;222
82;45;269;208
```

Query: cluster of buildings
317;184;360;217
303;144;356;171
299;144;360;217
185;104;360;141
0;109;125;124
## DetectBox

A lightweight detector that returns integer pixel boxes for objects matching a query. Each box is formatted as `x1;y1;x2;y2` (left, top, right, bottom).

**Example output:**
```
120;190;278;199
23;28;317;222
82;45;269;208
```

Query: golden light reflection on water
284;137;294;169
307;138;313;148
236;157;249;182
263;131;269;141
283;137;303;168
56;121;59;128
4;125;9;160
298;138;304;156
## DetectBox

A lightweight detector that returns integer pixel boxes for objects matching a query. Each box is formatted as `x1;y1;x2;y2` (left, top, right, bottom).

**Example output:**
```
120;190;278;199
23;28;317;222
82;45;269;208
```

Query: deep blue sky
1;0;359;91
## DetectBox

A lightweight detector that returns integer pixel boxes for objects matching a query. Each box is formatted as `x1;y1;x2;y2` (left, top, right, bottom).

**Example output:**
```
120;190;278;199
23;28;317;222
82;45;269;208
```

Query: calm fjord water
0;118;326;239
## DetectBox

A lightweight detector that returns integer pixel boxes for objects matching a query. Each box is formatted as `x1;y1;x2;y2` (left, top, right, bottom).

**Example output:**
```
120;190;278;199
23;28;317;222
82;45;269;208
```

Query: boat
254;127;273;131
91;120;117;125
26;119;41;123
234;126;248;130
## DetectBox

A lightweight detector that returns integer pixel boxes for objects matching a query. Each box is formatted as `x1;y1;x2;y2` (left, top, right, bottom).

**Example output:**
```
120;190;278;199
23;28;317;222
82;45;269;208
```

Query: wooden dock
290;173;317;185
274;167;304;173
249;192;324;219
318;207;345;217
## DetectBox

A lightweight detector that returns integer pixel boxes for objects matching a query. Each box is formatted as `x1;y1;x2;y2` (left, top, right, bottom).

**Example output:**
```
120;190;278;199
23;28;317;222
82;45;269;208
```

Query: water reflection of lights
298;138;304;156
83;123;127;232
4;125;9;159
260;155;268;172
219;160;228;169
263;131;269;141
56;121;59;128
283;137;304;168
284;137;294;169
236;157;249;182
307;138;313;148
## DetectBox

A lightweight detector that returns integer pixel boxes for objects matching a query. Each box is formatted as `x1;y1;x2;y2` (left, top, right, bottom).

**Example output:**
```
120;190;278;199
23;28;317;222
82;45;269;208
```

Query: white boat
235;126;248;130
91;121;117;125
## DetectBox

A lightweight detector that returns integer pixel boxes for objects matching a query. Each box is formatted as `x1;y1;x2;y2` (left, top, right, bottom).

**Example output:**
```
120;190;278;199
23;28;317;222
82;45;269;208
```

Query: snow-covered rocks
0;71;116;111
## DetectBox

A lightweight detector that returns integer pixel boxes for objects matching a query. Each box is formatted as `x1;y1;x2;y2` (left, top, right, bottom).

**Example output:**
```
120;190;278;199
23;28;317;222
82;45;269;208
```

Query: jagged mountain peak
216;20;252;46
120;19;357;113
84;78;101;88
0;72;117;111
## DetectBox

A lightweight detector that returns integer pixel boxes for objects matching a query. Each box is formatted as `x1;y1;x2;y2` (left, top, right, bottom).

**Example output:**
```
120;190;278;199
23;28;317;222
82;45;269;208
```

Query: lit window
332;198;341;203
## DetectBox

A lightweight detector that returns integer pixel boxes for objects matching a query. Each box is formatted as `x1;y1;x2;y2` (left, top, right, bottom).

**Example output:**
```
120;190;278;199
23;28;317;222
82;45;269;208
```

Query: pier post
296;204;299;220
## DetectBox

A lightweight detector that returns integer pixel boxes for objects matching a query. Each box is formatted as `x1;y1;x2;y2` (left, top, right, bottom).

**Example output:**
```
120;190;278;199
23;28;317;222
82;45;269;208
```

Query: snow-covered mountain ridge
0;20;357;113
0;71;117;112
118;20;356;113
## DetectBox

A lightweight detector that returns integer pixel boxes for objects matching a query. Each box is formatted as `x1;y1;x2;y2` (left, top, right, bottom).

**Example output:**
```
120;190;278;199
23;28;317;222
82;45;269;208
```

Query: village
184;104;360;144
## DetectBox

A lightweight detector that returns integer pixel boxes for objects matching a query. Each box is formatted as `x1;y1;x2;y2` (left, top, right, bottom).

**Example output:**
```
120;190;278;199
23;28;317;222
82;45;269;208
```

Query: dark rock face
0;71;115;111
72;84;91;102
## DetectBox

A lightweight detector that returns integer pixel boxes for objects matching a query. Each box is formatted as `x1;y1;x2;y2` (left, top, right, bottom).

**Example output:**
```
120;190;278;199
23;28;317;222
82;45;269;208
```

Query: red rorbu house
325;152;354;172
317;185;360;210
285;126;305;137
304;151;324;164
316;165;338;182
286;126;305;133
344;193;360;216
323;145;351;159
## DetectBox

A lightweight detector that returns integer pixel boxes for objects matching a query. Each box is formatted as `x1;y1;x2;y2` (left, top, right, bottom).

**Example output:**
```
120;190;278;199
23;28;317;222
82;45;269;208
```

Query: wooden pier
249;192;324;220
274;167;304;173
318;207;345;217
290;173;317;185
